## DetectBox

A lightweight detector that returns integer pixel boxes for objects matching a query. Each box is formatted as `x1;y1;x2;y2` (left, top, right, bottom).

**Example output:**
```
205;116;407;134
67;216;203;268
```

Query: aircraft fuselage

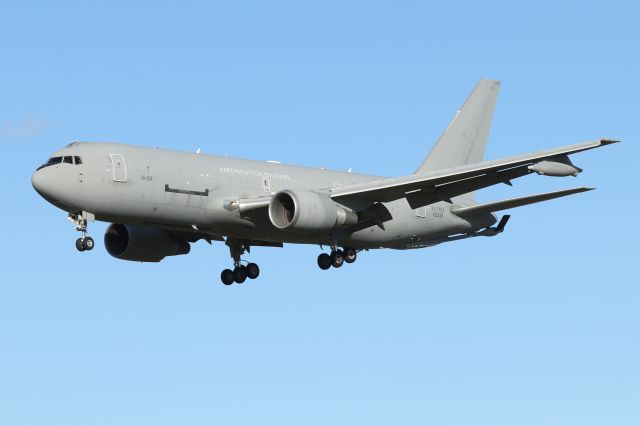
32;142;493;250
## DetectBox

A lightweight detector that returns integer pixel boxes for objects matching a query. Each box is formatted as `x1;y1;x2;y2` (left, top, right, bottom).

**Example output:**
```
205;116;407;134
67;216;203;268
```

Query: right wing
331;138;617;208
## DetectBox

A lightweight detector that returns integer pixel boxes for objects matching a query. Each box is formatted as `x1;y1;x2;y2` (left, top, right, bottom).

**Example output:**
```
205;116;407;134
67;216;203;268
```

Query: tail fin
416;79;500;174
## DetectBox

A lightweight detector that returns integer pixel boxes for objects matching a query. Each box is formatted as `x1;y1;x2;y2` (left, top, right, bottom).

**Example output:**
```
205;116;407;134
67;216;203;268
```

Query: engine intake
104;224;190;262
268;190;357;232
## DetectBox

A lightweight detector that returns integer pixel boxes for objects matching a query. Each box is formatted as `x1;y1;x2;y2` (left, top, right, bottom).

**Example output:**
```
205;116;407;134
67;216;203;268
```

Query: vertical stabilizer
416;80;500;174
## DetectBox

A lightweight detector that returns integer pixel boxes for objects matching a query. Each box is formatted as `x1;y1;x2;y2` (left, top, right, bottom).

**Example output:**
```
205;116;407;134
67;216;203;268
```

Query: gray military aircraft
32;80;616;285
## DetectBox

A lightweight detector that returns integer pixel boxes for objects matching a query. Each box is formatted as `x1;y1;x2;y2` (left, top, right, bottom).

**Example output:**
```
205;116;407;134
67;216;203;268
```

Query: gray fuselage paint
34;142;495;249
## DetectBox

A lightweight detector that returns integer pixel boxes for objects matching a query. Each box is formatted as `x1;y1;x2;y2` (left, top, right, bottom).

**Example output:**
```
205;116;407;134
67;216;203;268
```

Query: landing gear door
110;154;127;182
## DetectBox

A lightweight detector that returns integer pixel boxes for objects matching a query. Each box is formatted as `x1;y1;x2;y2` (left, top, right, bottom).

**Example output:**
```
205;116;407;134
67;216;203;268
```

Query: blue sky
1;1;638;425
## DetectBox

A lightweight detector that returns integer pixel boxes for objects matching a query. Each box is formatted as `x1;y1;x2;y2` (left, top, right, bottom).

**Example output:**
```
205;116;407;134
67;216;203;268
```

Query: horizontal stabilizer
451;187;594;217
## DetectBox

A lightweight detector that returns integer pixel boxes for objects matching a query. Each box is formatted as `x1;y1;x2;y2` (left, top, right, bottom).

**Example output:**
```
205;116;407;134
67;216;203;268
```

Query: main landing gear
69;212;94;252
317;246;358;270
220;239;260;285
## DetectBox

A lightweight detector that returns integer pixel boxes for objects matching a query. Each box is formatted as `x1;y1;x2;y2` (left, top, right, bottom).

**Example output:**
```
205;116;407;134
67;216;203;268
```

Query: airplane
31;80;617;285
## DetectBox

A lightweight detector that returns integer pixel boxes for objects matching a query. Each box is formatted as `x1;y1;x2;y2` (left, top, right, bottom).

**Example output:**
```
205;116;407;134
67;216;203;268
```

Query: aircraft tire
82;236;95;251
317;253;331;270
343;247;357;264
76;238;86;252
331;250;344;268
233;266;247;284
221;269;235;285
246;263;260;279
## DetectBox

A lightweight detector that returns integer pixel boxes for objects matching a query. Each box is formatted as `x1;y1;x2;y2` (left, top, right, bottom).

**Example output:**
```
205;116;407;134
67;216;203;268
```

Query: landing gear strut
317;246;358;270
220;239;261;285
69;212;94;252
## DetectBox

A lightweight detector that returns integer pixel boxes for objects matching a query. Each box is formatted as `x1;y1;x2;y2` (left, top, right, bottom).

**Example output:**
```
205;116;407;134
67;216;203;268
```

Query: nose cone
32;169;55;201
32;170;44;194
32;167;77;212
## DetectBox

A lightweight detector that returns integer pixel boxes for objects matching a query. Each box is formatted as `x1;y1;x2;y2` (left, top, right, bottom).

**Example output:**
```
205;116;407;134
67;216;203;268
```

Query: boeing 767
32;80;617;284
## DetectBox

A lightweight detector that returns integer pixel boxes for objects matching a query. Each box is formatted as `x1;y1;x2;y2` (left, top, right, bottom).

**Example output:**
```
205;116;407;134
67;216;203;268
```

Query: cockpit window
36;155;83;171
36;156;65;171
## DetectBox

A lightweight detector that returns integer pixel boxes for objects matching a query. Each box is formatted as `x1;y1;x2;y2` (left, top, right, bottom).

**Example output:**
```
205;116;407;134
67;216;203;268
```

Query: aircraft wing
330;139;617;208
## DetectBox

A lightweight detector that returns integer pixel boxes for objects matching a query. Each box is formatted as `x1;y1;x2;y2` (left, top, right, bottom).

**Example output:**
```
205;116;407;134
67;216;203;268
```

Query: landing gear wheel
330;250;344;268
221;269;234;285
75;238;86;252
82;236;95;251
246;263;260;280
343;247;357;264
233;266;247;284
317;253;332;270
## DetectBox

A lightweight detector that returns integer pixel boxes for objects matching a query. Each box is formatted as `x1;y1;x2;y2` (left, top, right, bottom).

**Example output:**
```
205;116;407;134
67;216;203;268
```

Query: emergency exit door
110;154;127;182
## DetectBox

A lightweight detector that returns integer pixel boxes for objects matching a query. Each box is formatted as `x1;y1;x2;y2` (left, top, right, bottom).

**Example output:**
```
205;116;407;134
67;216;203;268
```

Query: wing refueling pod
528;155;582;177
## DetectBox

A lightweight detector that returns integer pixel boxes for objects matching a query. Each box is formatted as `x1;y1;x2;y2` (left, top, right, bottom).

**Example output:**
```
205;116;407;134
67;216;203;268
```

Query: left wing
330;139;617;208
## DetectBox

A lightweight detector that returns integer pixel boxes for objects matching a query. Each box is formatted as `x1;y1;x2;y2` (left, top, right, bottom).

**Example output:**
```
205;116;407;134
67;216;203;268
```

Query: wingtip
600;138;620;145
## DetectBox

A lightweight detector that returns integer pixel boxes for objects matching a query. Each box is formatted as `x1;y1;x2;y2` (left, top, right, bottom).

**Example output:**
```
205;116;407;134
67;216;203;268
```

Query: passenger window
63;156;73;164
74;156;82;165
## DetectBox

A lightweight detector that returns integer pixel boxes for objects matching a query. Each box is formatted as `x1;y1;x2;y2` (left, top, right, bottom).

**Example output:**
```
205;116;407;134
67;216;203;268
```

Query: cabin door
110;154;127;182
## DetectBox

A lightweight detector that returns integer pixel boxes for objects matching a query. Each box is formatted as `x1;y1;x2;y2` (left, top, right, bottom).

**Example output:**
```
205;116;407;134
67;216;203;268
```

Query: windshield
36;156;82;171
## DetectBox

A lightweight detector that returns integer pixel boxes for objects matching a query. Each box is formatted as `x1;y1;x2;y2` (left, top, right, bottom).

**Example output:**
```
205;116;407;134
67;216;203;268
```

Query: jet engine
268;190;358;232
104;223;190;262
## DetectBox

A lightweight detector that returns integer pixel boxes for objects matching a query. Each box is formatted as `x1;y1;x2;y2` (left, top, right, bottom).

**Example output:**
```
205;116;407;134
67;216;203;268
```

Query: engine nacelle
268;190;358;232
104;224;190;262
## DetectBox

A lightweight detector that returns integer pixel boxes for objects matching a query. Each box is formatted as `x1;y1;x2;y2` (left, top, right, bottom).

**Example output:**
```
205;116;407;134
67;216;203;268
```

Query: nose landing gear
69;212;95;252
75;236;95;251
